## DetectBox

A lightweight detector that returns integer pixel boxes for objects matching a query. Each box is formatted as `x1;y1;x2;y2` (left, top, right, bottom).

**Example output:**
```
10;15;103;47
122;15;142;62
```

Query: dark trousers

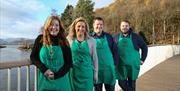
94;84;115;91
118;79;136;91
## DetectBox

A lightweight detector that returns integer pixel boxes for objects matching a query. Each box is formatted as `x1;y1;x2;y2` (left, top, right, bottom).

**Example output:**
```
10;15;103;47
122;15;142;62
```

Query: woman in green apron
91;17;117;91
67;17;98;91
114;20;148;91
30;15;72;91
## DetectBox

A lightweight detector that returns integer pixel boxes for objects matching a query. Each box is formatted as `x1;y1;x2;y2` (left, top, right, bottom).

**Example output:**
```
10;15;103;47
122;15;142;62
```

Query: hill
94;0;180;45
4;38;34;45
0;39;8;45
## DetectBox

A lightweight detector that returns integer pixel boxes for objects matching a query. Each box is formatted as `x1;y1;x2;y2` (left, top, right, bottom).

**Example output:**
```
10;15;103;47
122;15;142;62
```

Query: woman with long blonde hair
30;15;72;91
67;17;98;91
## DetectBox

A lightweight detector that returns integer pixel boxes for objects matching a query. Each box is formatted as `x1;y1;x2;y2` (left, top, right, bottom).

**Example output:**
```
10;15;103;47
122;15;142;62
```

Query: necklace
76;40;84;49
76;35;84;49
48;45;54;61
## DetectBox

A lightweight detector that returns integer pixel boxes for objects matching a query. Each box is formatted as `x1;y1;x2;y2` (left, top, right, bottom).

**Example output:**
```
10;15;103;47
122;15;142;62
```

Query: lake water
0;45;35;91
0;45;30;61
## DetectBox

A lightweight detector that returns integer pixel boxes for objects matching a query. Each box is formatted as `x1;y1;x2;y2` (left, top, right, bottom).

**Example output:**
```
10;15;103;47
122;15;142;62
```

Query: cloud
66;0;113;9
0;0;114;39
1;19;42;39
0;0;46;39
93;0;114;8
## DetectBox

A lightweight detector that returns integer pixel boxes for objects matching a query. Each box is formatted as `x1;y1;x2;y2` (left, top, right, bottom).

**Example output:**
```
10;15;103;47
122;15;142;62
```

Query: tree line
60;0;180;45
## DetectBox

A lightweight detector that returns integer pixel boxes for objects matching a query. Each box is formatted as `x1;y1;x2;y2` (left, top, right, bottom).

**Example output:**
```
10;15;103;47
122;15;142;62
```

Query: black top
30;34;72;79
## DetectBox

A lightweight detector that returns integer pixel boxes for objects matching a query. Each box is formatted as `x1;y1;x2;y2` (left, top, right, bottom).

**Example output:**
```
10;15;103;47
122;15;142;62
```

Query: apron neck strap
120;32;132;39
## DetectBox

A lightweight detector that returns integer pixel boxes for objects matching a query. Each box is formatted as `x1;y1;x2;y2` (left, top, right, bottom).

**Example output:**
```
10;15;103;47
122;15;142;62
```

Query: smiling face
93;20;104;35
75;21;86;37
48;19;60;36
120;21;130;34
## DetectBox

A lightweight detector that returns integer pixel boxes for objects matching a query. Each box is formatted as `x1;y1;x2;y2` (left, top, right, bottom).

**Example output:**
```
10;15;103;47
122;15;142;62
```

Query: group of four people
30;15;148;91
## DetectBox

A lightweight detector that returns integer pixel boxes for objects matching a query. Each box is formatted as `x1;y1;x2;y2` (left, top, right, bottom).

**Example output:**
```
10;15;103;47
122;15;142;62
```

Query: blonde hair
67;17;90;40
42;16;69;46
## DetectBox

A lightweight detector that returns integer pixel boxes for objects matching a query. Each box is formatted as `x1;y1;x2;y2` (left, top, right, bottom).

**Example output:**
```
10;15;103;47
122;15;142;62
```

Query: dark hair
121;19;130;25
93;17;104;23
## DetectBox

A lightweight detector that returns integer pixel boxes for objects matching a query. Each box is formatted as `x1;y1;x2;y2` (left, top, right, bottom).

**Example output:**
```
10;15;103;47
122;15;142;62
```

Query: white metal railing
0;60;37;91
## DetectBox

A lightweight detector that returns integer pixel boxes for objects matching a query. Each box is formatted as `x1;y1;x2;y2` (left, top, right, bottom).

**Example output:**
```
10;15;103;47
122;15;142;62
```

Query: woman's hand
44;69;54;80
94;73;98;83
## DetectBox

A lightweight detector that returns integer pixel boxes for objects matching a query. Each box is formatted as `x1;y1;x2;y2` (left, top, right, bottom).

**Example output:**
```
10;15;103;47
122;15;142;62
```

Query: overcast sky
0;0;114;39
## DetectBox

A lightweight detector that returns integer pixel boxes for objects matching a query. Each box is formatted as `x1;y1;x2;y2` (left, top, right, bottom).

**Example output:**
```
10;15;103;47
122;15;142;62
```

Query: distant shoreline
0;45;6;48
17;44;33;51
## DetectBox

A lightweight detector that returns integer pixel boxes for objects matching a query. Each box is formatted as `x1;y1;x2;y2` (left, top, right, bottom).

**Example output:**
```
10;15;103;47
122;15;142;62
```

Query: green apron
95;36;116;85
70;39;93;91
39;46;72;91
116;33;140;80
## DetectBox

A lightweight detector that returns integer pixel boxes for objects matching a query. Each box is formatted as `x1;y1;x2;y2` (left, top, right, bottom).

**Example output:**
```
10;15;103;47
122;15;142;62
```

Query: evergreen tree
61;5;74;31
73;0;95;32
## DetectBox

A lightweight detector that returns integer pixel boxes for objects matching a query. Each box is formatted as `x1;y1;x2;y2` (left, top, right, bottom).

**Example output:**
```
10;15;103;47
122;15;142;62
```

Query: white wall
139;45;180;76
114;45;180;91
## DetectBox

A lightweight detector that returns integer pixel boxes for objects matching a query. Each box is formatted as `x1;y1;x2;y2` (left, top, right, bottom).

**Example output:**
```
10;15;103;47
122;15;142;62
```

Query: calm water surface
0;45;30;61
0;45;35;91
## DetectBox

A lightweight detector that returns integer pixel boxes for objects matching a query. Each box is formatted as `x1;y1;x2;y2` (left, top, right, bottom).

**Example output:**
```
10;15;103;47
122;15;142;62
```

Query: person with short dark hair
91;17;118;91
114;20;148;91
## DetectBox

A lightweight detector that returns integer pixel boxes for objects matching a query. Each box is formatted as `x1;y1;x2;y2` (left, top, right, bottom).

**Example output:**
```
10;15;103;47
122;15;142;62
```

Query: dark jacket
114;30;148;62
91;31;119;65
30;35;72;79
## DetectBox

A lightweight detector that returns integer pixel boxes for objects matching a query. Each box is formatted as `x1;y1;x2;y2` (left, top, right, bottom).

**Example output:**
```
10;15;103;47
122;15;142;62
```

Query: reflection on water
0;45;35;91
0;45;30;61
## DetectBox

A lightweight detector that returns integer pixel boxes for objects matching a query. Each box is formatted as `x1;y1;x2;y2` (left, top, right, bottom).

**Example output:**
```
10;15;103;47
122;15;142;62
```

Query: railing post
17;67;21;91
0;60;33;91
26;66;30;91
7;68;11;91
34;66;38;91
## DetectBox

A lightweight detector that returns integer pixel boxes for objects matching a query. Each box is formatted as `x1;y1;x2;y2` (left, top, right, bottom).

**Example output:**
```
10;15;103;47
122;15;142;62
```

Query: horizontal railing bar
0;59;32;69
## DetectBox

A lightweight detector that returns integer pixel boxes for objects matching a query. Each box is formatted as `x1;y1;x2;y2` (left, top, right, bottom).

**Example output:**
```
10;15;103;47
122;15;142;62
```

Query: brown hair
121;19;130;25
42;16;69;46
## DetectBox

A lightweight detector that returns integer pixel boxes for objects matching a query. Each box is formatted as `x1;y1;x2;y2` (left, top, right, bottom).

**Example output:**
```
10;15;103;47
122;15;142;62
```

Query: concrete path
137;54;180;91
